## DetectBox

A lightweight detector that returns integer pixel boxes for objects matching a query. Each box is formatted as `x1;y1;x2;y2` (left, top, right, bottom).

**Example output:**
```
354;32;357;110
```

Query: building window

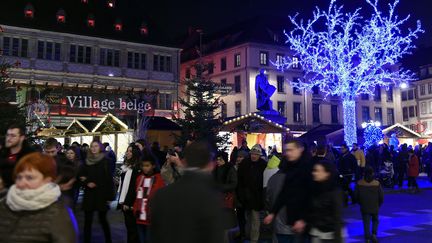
408;89;415;100
277;76;284;93
37;41;61;61
420;85;426;96
234;54;241;67
312;103;320;123
234;75;241;93
361;93;369;100
429;84;432;94
374;85;381;101
421;102;427;114
99;48;119;67
127;52;146;69
69;45;92;64
276;54;284;66
293;102;302;122
24;3;34;18
235;101;241;116
56;9;66;23
158;93;173;110
208;63;214;74
374;107;382;123
221;103;227;119
387;108;394;125
259;51;268;66
362;106;370;122
331;105;338;123
153;54;171;72
2;37;28;57
278;101;286;117
221;57;227;71
409;106;416;118
292;77;301;95
292;56;300;69
402;107;409;121
386;86;393;102
430;101;432;114
185;68;191;79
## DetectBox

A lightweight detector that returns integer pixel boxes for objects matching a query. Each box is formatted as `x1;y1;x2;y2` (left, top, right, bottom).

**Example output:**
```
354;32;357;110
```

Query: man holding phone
161;148;184;185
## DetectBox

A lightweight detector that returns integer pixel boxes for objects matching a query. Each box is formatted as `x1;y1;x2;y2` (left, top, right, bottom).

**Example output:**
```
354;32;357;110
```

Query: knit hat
237;150;249;158
250;144;263;156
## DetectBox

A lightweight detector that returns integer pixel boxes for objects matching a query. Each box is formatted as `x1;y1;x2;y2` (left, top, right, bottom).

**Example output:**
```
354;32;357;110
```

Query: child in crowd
133;157;165;243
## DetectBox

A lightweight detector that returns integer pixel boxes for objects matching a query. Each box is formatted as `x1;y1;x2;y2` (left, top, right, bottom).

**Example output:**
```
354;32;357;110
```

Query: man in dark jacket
237;144;267;243
264;139;313;242
150;141;224;243
355;167;384;243
338;144;358;205
0;124;33;188
396;144;409;188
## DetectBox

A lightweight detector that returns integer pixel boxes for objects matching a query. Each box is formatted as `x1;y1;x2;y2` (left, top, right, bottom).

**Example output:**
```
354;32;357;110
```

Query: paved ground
75;176;432;243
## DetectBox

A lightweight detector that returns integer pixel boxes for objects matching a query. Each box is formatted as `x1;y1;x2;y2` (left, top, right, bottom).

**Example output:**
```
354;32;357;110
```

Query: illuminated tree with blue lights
275;0;423;146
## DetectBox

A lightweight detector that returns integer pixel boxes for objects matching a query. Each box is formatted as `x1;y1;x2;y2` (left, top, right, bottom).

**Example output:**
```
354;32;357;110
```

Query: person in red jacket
407;149;420;194
133;156;165;243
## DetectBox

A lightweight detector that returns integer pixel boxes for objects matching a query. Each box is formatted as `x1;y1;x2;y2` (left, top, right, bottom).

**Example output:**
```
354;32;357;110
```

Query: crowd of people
0;122;426;243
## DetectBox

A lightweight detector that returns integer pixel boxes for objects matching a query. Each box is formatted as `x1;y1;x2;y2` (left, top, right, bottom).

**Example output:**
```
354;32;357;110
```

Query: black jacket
78;157;115;211
354;179;384;214
271;156;313;226
237;157;267;210
0;142;34;188
308;185;343;243
0;199;77;243
150;171;224;243
117;166;140;209
338;153;357;175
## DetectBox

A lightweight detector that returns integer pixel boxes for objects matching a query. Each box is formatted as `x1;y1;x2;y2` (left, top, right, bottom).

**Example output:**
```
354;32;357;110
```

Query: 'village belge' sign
66;96;153;114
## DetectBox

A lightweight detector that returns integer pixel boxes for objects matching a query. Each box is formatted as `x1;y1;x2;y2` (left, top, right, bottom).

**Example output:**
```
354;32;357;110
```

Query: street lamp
399;82;408;89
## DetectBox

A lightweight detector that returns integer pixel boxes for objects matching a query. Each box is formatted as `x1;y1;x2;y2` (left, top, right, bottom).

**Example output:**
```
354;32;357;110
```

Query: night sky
146;0;432;46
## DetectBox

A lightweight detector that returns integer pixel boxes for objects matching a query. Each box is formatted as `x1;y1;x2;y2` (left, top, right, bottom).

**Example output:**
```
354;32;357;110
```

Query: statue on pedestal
255;69;276;112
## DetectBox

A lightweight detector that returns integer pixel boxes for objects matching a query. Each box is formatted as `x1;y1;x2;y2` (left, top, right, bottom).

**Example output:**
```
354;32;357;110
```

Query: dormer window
140;22;148;35
24;3;34;18
87;14;95;27
56;9;66;23
107;0;115;8
114;19;122;31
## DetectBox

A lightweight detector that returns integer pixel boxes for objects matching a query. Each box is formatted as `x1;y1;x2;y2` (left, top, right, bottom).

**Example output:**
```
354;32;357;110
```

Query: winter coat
408;154;420;177
79;156;115;211
161;162;182;185
338;153;357;175
0;199;77;243
133;173;165;225
237;157;267;211
271;156;313;226
0;142;34;188
213;163;238;229
354;179;384;214
149;171;224;243
308;185;343;243
117;166;140;209
265;171;292;235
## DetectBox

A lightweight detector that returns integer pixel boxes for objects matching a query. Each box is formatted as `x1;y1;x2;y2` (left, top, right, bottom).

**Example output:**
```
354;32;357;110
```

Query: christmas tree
174;62;229;150
0;60;26;135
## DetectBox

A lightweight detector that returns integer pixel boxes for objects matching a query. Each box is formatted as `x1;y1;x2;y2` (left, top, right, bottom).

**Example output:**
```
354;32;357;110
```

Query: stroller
379;160;395;188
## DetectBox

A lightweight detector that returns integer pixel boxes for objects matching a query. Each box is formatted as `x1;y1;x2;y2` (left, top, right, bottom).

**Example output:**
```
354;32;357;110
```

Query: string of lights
274;0;423;146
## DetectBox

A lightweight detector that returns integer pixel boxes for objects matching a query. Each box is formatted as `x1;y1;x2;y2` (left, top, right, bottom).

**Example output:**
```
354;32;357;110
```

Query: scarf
6;183;61;211
86;153;105;165
118;165;133;204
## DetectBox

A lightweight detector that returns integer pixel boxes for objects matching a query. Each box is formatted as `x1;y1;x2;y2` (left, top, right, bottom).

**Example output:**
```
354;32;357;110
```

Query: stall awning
147;116;181;131
222;113;289;133
382;123;422;138
92;113;129;133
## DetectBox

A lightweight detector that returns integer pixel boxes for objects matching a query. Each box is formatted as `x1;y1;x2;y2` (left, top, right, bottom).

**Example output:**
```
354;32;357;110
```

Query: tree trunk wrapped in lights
275;0;423;146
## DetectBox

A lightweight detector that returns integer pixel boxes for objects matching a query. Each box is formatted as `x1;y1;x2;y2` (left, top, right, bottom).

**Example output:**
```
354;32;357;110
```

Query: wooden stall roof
222;113;290;133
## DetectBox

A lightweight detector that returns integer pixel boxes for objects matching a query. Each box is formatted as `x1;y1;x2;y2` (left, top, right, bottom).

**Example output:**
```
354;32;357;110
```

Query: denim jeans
362;213;379;239
137;224;148;243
